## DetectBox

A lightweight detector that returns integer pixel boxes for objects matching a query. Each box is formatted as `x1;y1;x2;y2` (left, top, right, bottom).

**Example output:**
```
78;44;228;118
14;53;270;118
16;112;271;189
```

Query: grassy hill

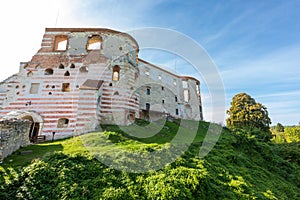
0;119;299;199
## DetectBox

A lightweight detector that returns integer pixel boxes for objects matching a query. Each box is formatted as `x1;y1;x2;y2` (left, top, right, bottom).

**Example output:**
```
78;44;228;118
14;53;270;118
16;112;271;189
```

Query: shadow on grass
99;118;213;145
1;143;63;169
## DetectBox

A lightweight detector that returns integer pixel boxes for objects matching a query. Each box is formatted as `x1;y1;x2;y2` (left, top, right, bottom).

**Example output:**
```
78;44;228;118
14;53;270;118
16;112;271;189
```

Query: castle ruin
0;28;203;141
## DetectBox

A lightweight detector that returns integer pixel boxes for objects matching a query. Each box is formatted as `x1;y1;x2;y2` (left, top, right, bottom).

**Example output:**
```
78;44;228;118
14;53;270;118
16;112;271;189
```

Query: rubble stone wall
0;119;31;162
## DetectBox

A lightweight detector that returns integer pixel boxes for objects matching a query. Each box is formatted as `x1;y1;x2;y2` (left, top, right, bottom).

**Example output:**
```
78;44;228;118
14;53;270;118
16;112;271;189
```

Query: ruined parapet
0;118;31;162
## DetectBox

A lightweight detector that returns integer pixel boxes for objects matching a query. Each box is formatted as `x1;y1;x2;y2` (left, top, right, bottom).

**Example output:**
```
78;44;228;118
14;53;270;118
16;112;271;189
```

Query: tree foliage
1;121;300;199
275;123;284;132
284;126;300;142
226;93;271;133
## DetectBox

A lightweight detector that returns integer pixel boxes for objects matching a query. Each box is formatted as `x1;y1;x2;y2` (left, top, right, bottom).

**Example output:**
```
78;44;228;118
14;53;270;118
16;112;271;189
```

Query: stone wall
0;119;31;162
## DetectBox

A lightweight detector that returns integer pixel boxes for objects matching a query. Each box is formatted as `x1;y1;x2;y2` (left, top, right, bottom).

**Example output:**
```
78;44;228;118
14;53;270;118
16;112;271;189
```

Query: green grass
1;136;88;168
0;119;299;199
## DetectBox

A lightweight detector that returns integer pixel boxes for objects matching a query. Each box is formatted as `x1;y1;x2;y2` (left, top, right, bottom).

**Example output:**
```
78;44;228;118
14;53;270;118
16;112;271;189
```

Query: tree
226;93;271;132
275;123;284;132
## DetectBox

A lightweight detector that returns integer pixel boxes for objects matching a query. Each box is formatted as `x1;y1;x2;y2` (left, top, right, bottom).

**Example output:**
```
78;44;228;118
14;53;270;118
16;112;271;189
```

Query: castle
0;28;203;141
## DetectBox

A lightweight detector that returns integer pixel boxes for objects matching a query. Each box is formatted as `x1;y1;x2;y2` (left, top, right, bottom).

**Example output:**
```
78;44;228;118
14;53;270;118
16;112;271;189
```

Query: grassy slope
0;119;299;199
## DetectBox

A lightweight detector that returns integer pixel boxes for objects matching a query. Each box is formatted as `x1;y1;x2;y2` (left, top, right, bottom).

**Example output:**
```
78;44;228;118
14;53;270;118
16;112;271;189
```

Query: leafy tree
275;123;284;132
226;93;271;133
284;126;300;142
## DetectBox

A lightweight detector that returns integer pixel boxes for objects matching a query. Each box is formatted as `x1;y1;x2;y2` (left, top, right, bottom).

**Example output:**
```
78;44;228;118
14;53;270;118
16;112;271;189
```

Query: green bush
1;121;299;199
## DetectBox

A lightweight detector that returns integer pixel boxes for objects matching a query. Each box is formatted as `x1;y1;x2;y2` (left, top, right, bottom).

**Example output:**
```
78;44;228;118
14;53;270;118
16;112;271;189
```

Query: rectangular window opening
29;83;40;94
146;87;151;95
184;90;189;102
182;80;188;88
62;83;70;92
55;35;68;51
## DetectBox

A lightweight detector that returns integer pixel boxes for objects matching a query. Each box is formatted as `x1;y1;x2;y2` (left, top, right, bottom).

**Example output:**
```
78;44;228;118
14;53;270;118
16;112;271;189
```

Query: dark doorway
22;115;40;143
29;123;40;143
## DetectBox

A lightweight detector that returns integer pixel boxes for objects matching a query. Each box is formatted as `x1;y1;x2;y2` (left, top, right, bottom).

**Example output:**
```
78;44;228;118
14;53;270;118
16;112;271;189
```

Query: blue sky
0;0;299;125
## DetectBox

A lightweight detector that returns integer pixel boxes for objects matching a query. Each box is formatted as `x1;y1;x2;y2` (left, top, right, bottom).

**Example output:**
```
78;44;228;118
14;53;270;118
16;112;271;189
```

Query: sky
0;0;299;125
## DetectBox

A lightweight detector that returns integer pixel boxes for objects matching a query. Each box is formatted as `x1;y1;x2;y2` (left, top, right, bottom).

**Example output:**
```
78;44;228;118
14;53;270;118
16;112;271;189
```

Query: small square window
62;83;70;92
57;118;69;128
29;83;40;94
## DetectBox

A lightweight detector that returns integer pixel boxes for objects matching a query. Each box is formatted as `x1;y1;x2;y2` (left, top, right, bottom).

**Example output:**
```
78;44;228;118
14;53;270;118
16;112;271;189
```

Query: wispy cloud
220;45;300;90
0;1;299;125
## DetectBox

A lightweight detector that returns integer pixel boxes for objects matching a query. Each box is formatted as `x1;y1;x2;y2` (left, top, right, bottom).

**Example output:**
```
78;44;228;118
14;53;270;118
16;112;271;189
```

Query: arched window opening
146;87;151;95
23;63;28;69
146;103;150;111
27;71;33;77
54;35;68;51
44;68;54;75
35;64;41;69
87;35;102;50
70;63;75;68
128;112;135;123
79;66;88;73
57;118;69;128
58;64;65;69
64;71;70;76
113;91;119;96
112;66;120;81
